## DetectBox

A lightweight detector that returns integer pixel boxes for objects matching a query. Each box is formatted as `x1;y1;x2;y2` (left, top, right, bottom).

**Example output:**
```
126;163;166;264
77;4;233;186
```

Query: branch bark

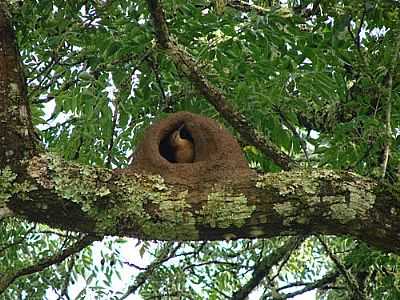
1;154;399;253
0;2;37;170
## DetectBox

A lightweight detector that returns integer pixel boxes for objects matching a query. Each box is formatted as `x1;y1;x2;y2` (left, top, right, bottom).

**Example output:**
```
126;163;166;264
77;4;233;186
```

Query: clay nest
128;112;253;185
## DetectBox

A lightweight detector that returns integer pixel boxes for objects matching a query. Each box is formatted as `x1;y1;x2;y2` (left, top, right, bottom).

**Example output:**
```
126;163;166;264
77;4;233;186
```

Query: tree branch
120;242;181;299
381;36;400;178
318;236;365;299
0;154;398;253
0;235;97;294
0;2;38;169
231;236;305;300
146;0;294;170
262;269;341;300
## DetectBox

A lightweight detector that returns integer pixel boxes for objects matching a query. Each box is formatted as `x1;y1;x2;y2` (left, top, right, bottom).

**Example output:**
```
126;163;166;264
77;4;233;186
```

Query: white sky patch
370;26;389;38
325;16;334;26
104;72;117;100
36;98;73;132
138;15;146;25
129;70;142;99
201;8;209;15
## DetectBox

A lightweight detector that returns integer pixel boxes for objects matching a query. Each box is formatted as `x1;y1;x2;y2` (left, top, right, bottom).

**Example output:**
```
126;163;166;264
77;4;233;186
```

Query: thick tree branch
146;0;293;170
0;154;399;253
0;2;37;170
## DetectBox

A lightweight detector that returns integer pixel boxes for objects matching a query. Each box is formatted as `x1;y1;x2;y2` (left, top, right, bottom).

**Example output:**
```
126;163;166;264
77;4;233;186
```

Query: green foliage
2;0;399;299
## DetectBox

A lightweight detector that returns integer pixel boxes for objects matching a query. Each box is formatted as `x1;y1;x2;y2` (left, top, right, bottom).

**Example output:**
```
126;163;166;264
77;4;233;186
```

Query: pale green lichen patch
29;154;118;232
322;180;376;224
273;202;298;226
142;185;198;239
391;207;397;216
0;166;37;215
0;205;13;218
199;187;255;228
147;175;168;191
27;154;200;239
47;155;112;208
330;202;357;224
315;169;342;180
344;182;375;219
0;167;17;203
308;196;320;204
8;82;19;99
255;170;318;196
114;173;198;239
248;226;266;237
27;155;54;189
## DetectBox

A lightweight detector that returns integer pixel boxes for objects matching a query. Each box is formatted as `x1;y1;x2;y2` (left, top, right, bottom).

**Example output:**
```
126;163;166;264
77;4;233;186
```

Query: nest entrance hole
159;123;194;163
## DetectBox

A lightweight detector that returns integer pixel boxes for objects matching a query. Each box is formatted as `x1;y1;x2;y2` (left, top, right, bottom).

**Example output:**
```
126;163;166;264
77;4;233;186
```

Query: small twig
346;16;372;81
146;55;169;110
122;261;147;271
230;236;305;300
275;107;309;162
58;256;76;300
317;236;364;299
182;260;246;272
381;73;392;178
106;96;119;168
119;242;182;299
261;269;341;300
355;4;367;50
0;235;98;294
381;37;400;178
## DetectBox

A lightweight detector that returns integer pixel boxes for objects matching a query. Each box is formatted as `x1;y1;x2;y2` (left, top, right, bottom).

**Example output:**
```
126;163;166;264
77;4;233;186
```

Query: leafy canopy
1;0;399;299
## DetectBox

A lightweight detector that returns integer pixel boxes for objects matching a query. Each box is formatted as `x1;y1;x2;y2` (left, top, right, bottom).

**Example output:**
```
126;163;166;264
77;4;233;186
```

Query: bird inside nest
169;124;194;163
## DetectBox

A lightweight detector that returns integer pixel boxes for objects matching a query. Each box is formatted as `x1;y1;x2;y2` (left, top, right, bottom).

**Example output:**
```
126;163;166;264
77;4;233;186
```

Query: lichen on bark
199;186;255;229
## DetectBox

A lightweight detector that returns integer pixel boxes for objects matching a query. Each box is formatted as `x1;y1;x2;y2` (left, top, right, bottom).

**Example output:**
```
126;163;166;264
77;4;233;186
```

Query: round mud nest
129;112;253;185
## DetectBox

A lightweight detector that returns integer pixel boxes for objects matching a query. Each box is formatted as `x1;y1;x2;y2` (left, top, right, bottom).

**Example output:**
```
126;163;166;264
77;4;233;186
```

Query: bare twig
182;260;246;272
146;55;169;110
381;72;392;179
355;5;367;50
